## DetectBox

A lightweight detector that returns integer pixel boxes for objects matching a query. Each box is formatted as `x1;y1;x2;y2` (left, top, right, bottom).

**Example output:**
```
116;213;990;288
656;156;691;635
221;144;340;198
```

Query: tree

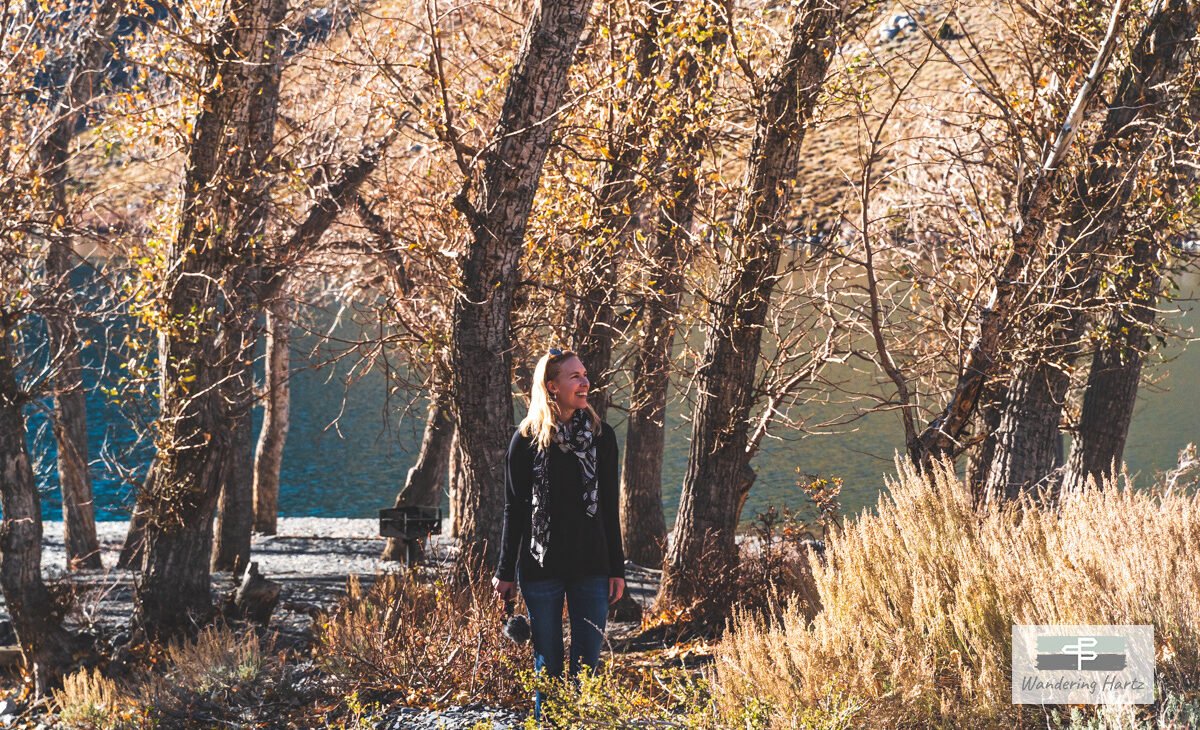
381;374;454;562
447;0;598;567
242;125;400;542
566;0;674;424
620;0;726;568
1063;73;1200;489
35;0;125;571
0;0;112;691
980;0;1199;499
132;0;288;638
655;0;848;618
252;294;292;534
909;0;1133;468
0;336;80;695
1061;237;1163;489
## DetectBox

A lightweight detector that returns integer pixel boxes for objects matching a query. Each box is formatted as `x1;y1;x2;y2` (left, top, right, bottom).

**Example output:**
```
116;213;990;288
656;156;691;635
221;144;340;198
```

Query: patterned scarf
530;407;598;566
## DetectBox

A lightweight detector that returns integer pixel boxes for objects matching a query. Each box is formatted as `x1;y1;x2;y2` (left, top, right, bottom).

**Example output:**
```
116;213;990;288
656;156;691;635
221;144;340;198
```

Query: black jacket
495;421;625;583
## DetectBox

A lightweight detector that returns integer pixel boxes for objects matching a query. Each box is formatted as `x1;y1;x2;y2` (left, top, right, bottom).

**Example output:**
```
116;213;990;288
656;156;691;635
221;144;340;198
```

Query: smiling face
546;355;590;418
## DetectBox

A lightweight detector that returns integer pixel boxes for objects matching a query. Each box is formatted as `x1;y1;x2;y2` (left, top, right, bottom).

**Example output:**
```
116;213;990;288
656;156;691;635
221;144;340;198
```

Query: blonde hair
518;349;601;450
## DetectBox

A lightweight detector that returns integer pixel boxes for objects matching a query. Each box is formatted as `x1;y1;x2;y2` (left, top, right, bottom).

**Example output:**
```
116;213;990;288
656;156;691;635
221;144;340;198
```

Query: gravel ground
1;518;661;728
39;517;401;581
11;518;415;652
376;705;526;729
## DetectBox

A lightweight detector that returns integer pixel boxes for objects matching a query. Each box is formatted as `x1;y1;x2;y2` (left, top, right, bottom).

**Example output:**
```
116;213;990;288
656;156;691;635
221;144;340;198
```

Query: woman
492;347;626;719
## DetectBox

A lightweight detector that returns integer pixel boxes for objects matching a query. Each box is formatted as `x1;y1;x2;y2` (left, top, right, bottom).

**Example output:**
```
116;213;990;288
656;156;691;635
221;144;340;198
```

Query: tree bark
43;211;101;571
448;0;597;568
620;321;671;567
569;73;648;419
973;0;1199;493
36;1;123;572
1061;305;1153;491
570;247;618;422
655;0;845;619
982;365;1065;501
965;386;1003;501
1061;237;1165;489
116;460;154;569
382;380;454;561
0;335;79;697
252;297;291;535
133;0;287;640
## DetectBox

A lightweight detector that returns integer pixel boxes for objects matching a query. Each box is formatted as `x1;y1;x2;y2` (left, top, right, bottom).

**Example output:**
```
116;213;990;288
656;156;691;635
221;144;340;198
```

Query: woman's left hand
608;577;625;604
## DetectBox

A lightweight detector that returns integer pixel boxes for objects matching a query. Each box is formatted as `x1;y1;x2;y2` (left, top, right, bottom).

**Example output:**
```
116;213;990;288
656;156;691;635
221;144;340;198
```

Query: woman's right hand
492;576;516;601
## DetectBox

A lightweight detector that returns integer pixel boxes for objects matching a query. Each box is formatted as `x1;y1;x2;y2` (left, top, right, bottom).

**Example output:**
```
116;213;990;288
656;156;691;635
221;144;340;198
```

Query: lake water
19;266;1199;527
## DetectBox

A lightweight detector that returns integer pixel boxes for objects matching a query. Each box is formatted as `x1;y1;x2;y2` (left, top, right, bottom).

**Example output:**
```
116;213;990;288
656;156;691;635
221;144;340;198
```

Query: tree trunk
620;331;671;567
116;460;154;569
382;381;454;561
252;297;291;535
0;336;78;697
133;0;287;640
655;0;844;619
212;338;257;575
448;0;597;568
619;0;722;569
136;305;259;638
982;365;1066;501
618;258;676;567
248;126;398;538
1065;70;1200;490
966;387;1002;498
570;246;618;422
1062;241;1165;490
35;1;124;572
43;231;101;570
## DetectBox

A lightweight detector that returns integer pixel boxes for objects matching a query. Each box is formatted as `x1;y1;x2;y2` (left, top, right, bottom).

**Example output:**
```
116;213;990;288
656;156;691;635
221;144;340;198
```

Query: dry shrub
314;561;531;709
161;623;265;695
54;624;268;729
736;506;823;626
529;664;715;728
713;459;1200;728
53;667;141;730
736;476;842;624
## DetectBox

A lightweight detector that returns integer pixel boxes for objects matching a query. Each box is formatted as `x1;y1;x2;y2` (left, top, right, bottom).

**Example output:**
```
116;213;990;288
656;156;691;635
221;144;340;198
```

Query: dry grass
527;663;715;728
161;623;266;696
314;562;532;710
52;668;141;730
712;459;1200;728
52;623;272;728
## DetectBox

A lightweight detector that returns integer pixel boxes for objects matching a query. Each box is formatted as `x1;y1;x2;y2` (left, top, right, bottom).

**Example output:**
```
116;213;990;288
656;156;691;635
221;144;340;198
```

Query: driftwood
225;562;281;625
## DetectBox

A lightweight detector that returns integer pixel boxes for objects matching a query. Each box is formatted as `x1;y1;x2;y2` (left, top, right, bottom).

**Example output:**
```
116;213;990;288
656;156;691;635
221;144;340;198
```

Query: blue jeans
518;573;609;719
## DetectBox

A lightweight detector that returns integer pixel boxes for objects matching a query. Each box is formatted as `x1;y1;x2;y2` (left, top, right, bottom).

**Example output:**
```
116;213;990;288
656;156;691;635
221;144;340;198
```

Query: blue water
16;265;1199;526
